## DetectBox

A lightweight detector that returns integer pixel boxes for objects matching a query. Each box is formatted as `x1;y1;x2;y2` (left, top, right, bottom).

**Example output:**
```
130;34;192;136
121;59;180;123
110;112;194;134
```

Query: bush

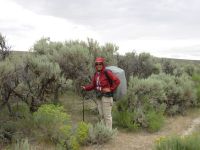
146;110;165;132
192;74;200;104
33;104;96;149
12;103;31;119
11;138;35;150
0;119;32;144
113;101;139;131
0;104;35;145
0;121;18;144
75;122;89;145
117;52;160;80
113;76;166;131
150;73;197;115
1;103;115;149
113;110;137;130
155;136;184;150
161;60;177;75
57;125;72;145
68;136;80;150
155;134;200;150
87;122;117;144
113;105;165;132
114;73;197;131
33;104;72;144
127;77;167;110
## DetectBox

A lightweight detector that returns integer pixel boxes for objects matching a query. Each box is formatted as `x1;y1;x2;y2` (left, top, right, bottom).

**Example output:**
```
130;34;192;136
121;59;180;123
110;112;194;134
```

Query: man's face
95;62;103;71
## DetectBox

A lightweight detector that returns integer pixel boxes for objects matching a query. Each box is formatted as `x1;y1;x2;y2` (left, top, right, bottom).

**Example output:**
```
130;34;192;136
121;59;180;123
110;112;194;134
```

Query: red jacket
84;67;120;92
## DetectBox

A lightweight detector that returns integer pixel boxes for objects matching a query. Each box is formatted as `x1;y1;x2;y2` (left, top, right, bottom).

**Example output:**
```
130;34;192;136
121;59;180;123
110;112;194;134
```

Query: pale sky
0;0;200;60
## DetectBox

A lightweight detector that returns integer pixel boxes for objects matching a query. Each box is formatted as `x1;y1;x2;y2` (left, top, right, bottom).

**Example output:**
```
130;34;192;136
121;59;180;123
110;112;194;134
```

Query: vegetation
192;74;200;103
154;133;200;150
87;121;117;144
113;76;166;131
0;33;10;61
10;138;36;150
0;32;200;149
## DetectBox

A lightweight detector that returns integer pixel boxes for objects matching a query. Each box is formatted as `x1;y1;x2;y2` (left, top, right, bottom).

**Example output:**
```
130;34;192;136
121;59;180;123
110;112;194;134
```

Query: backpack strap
104;69;112;85
104;70;114;98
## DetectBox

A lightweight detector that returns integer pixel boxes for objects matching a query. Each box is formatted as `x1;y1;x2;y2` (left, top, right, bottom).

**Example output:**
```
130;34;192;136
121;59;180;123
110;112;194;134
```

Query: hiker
81;57;120;130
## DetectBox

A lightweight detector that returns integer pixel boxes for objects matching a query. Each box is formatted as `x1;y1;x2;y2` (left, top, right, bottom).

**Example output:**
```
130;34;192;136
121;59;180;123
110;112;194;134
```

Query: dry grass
82;108;200;150
59;90;98;124
58;93;200;150
2;91;200;150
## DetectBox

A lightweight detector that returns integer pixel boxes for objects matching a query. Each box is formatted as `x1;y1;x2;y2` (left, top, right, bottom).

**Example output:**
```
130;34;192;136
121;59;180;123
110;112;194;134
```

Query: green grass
154;133;200;150
59;90;98;124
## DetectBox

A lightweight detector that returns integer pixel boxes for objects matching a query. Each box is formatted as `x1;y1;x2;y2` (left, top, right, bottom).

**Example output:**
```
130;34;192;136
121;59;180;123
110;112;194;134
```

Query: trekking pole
82;94;85;122
81;89;86;122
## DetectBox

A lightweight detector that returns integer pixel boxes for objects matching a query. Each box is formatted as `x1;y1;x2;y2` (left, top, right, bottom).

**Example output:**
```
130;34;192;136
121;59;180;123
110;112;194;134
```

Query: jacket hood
95;57;105;72
95;57;105;63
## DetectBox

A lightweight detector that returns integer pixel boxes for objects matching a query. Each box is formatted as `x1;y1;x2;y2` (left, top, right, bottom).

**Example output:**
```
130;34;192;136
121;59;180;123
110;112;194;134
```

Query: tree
32;38;93;96
0;53;67;113
117;52;138;81
32;37;119;95
117;52;160;80
137;53;160;78
20;54;66;111
0;33;10;61
161;59;177;75
0;58;21;114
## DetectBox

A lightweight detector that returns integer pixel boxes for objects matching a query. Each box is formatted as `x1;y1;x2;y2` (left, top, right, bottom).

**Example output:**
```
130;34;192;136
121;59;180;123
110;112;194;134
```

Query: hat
95;57;105;63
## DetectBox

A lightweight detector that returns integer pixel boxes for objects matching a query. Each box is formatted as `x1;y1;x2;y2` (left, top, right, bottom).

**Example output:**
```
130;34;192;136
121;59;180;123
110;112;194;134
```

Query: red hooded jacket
84;66;120;93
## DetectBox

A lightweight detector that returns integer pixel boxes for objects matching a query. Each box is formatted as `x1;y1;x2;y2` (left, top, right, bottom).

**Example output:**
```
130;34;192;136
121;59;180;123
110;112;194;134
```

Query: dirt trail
82;110;200;150
182;117;200;136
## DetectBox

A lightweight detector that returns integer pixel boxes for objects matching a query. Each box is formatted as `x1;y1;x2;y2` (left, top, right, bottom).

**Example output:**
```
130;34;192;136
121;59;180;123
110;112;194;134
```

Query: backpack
105;66;127;101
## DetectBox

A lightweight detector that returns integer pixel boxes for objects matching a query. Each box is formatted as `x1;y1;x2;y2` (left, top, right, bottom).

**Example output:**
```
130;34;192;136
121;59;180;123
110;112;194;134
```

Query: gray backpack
105;66;127;100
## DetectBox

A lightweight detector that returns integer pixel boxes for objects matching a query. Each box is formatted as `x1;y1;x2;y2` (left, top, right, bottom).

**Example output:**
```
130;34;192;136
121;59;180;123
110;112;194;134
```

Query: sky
0;0;200;60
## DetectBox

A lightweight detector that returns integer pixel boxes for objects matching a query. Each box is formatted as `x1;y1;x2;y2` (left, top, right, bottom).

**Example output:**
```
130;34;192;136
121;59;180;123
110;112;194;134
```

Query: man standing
81;57;120;129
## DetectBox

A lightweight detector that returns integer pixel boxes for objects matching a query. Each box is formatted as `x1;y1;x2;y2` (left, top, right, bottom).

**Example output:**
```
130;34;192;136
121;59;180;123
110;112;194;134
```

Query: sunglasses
95;63;103;66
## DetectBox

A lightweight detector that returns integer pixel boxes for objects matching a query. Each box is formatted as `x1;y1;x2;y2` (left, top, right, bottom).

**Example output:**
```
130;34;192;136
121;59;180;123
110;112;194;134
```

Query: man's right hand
81;86;85;90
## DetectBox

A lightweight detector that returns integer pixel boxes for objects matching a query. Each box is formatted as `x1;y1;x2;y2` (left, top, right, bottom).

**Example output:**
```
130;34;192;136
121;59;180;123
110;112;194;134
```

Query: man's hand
81;86;86;90
102;88;111;93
